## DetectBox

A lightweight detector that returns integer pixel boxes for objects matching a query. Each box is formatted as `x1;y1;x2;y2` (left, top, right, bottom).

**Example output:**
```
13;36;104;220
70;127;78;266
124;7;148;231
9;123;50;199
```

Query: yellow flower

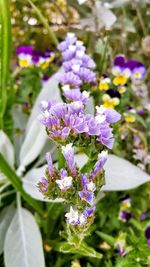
124;114;136;123
99;77;111;91
134;71;141;79
113;75;128;86
118;86;126;94
19;59;31;68
102;94;120;109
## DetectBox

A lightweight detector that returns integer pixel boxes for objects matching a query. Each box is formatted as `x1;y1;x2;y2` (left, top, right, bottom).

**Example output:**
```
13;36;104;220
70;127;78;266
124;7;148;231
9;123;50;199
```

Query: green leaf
54;242;102;259
96;231;115;246
0;0;11;129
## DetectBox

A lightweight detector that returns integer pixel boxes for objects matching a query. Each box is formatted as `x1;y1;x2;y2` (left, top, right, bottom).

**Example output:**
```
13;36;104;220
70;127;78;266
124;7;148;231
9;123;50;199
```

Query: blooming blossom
65;206;79;225
56;176;73;191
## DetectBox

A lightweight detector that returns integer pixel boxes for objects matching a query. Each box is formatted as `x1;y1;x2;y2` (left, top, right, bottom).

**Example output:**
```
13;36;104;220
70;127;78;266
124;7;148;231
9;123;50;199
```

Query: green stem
0;0;11;129
27;0;58;46
99;38;108;76
0;153;44;216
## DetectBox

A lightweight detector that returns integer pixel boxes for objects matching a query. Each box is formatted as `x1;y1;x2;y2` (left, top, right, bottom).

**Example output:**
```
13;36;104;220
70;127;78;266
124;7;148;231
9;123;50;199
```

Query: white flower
100;150;108;158
65;206;79;224
77;0;87;5
62;143;73;154
79;214;86;225
96;105;106;114
95;114;106;123
62;85;70;92
76;50;85;58
67;32;76;38
41;100;49;109
76;40;83;46
101;77;111;84
69;45;76;52
87;181;96;192
72;64;80;72
82;91;90;98
56;176;73;191
43;110;50;118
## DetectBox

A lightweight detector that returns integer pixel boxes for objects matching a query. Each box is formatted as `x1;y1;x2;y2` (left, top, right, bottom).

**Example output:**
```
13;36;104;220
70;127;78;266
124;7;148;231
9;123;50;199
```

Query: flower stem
27;0;58;46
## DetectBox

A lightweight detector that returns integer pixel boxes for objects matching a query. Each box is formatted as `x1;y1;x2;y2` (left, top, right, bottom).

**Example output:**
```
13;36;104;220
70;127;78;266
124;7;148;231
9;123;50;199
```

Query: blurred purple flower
145;227;150;247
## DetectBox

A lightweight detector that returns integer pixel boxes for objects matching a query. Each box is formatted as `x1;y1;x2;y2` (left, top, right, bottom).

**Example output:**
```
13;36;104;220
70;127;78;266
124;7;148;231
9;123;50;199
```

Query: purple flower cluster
113;55;146;81
39;100;120;149
16;46;54;68
38;35;121;231
57;33;96;92
39;144;108;226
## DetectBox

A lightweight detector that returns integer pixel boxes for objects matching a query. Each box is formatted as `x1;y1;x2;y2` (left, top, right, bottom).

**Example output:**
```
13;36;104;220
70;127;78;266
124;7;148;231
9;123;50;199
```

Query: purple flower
42;75;50;83
58;33;96;87
79;174;96;205
45;152;54;177
41;177;48;186
16;46;33;55
39;177;48;193
68;101;84;114
132;66;146;80
78;190;94;206
113;55;146;80
60;168;68;179
91;151;108;179
114;55;126;68
57;72;82;87
70;114;89;133
57;33;77;52
119;211;133;222
32;50;42;64
140;211;148;221
145;227;150;247
81;174;96;192
75;67;96;83
96;106;121;124
63;59;83;72
62;86;89;104
62;143;76;175
117;245;126;257
84;206;96;217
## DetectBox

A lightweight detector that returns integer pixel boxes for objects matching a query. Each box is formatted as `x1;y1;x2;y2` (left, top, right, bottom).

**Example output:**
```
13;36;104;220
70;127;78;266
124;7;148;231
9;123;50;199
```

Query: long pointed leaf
4;208;45;267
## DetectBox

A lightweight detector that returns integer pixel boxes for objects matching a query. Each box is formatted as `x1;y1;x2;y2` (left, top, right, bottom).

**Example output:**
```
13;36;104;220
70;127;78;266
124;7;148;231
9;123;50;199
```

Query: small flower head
17;46;33;67
45;152;54;177
118;86;126;94
124;114;136;123
120;196;131;209
65;206;79;225
39;177;48;193
91;151;108;179
62;143;76;175
102;94;120;109
56;176;73;191
99;76;111;91
119;210;133;222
